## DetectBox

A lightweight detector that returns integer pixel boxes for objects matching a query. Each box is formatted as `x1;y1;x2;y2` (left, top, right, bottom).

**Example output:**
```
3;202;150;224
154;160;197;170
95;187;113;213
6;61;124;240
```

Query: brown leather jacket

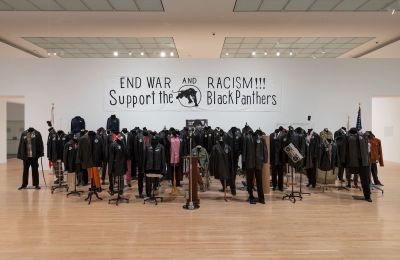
368;137;384;166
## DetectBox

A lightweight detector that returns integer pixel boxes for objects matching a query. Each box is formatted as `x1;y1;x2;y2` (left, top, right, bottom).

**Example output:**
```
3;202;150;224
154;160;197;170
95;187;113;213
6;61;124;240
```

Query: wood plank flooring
0;159;399;259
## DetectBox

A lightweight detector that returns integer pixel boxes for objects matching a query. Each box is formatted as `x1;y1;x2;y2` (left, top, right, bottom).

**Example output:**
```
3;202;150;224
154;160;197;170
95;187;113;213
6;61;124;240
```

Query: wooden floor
1;159;399;260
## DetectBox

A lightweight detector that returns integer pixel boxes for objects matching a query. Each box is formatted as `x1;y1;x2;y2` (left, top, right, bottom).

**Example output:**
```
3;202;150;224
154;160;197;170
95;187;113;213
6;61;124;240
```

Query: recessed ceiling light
289;51;293;56
264;52;268;56
129;52;132;56
53;52;57;56
170;52;174;57
113;51;119;57
276;51;280;57
392;9;396;15
47;53;51;56
321;50;326;54
160;51;166;57
225;52;229;56
252;51;256;56
140;52;144;56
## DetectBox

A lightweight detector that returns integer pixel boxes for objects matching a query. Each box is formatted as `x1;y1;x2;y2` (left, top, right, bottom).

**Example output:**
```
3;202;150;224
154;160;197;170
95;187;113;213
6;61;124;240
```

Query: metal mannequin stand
109;175;129;206
85;173;102;205
66;172;83;197
144;173;163;205
51;161;68;194
183;130;200;210
282;166;302;203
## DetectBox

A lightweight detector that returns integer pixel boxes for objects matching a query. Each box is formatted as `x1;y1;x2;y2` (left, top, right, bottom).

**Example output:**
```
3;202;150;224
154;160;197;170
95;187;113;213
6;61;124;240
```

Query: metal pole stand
67;172;83;197
109;175;129;206
183;132;199;210
282;166;303;203
85;173;102;205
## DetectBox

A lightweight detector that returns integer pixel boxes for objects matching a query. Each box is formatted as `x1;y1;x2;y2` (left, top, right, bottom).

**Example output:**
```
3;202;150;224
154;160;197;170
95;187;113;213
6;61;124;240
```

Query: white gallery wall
0;58;400;165
372;97;400;163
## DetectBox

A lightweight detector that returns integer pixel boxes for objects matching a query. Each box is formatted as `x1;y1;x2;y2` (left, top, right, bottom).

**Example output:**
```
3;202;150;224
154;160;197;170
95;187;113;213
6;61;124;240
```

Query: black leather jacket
63;139;78;173
269;131;288;166
209;142;234;180
334;129;347;166
144;143;167;175
17;129;44;160
71;116;85;134
242;133;268;170
319;142;340;171
47;128;68;163
346;128;369;167
106;115;120;132
108;139;127;176
224;127;242;158
180;128;191;156
305;131;320;169
76;131;103;169
202;126;215;153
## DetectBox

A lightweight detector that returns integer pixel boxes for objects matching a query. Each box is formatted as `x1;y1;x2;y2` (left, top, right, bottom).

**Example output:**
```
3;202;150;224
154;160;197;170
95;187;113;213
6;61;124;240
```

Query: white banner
104;75;281;112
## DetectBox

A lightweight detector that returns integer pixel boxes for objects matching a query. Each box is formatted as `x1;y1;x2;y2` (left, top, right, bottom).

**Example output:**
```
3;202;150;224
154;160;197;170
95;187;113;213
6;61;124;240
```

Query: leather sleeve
17;132;24;160
263;139;268;164
108;144;114;176
37;132;44;157
378;139;384;166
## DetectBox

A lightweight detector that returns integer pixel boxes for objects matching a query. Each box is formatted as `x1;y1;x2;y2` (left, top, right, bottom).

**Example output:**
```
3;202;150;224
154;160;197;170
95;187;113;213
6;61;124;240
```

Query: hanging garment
334;129;347;167
319;142;340;171
70;116;86;134
368;137;384;166
88;167;101;189
47;128;68;163
76;131;103;169
304;131;321;169
144;143;167;175
109;139;127;177
319;129;334;145
106;115;120;132
346;128;369;168
170;136;181;164
17;129;44;160
269;131;288;166
192;145;209;170
209;142;234;181
63;139;78;173
202;126;215;154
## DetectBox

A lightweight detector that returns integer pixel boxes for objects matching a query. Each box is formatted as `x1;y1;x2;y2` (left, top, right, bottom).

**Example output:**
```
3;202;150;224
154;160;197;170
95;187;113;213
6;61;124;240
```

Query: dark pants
131;159;137;179
347;168;358;186
246;169;264;202
233;155;239;173
101;161;107;181
271;165;284;190
170;164;180;187
359;166;371;200
82;169;88;185
138;166;145;195
22;158;39;187
370;163;381;185
338;166;345;181
220;174;236;194
306;167;317;187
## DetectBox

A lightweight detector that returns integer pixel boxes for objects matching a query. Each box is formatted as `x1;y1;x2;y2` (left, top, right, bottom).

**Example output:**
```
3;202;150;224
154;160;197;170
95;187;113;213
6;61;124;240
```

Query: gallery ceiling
0;0;399;59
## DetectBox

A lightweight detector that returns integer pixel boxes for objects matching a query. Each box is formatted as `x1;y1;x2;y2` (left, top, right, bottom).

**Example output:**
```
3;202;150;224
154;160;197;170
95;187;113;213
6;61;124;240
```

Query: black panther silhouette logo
174;85;202;107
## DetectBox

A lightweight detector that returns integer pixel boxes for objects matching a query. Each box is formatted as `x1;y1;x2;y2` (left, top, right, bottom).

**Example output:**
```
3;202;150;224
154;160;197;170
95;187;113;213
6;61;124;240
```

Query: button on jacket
70;116;86;134
209;142;234;180
368;137;384;166
109;139;127;176
17;129;44;160
144;143;167;175
76;131;103;169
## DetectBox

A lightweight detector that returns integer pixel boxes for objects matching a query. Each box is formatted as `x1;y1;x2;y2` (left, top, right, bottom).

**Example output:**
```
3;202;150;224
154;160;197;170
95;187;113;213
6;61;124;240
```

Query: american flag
356;105;362;131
